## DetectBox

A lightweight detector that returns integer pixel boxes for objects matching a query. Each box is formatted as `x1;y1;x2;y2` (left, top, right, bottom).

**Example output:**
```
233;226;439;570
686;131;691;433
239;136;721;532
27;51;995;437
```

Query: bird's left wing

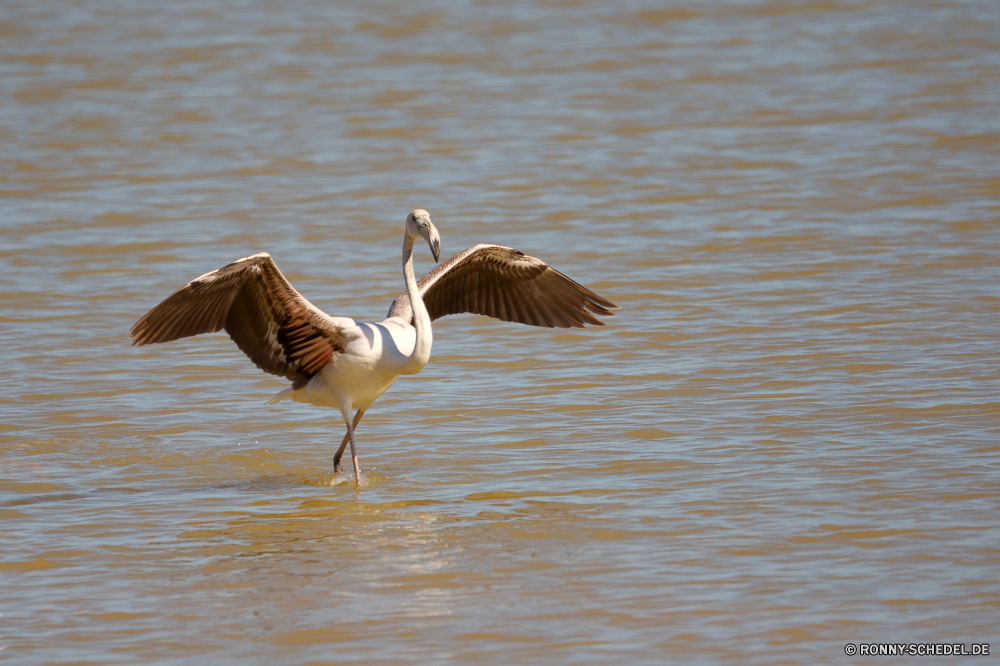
130;253;350;387
387;244;619;328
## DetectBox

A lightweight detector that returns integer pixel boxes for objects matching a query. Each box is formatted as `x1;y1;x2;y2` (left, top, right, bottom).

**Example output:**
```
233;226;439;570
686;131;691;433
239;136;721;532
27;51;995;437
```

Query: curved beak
421;222;441;263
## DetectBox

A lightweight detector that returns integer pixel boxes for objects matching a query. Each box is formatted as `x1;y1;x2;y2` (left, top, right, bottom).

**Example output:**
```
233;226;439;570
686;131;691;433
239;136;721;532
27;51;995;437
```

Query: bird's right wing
130;253;350;386
387;244;619;328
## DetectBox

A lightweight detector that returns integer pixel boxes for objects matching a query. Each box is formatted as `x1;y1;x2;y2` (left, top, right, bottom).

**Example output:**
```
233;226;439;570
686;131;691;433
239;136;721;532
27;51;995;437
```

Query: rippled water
2;0;999;664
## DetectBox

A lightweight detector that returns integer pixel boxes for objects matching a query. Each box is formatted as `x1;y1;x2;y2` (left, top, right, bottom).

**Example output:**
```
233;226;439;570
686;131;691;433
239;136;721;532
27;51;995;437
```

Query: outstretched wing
130;253;349;387
387;244;619;328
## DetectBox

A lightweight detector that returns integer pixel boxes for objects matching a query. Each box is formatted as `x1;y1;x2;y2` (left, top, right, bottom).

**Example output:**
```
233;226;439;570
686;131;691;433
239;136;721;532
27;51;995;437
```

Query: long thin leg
347;419;362;485
333;409;365;473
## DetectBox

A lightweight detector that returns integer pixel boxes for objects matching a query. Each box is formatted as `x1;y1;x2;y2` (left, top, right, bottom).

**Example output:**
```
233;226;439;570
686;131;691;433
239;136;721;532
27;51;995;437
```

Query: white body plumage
267;317;423;418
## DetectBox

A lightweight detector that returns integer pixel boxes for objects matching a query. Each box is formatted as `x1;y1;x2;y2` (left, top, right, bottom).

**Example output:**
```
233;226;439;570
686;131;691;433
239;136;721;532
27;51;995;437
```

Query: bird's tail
265;387;293;406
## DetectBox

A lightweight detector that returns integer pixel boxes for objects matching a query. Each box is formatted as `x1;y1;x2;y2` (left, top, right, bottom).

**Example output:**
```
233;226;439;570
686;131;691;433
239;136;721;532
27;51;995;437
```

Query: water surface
2;0;999;664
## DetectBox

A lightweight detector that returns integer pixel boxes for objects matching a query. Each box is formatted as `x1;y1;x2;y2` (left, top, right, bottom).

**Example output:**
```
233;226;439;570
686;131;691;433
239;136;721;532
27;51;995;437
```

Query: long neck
401;234;432;374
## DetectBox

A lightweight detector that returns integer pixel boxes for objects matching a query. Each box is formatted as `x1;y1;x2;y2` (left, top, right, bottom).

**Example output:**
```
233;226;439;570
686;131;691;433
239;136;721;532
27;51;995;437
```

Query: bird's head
406;209;440;262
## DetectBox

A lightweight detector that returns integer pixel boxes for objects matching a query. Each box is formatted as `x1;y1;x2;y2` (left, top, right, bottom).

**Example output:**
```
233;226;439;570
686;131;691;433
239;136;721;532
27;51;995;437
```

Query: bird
129;209;619;485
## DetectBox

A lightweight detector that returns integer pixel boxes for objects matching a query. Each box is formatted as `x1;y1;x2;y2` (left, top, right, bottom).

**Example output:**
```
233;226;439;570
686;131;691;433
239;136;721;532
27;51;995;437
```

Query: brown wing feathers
134;244;616;381
388;244;618;328
130;254;346;385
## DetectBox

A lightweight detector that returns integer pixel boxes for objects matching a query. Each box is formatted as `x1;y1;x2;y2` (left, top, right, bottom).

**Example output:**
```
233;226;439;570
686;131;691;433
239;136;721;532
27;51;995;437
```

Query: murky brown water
2;0;999;663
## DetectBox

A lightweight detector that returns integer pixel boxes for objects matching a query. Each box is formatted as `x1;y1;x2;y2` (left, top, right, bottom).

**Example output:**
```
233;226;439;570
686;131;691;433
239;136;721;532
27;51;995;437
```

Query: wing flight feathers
130;253;347;386
386;244;619;328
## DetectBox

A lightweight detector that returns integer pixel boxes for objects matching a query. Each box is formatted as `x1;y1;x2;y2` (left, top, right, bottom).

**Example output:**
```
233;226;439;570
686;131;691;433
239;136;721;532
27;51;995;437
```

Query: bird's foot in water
331;468;366;487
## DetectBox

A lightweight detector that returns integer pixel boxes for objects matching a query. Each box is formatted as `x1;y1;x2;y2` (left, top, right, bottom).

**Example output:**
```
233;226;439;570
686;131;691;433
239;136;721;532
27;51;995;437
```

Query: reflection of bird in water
130;209;619;485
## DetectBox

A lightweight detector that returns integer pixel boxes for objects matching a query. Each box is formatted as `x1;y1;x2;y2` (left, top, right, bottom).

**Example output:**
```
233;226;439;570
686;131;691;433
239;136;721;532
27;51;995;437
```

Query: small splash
331;468;367;487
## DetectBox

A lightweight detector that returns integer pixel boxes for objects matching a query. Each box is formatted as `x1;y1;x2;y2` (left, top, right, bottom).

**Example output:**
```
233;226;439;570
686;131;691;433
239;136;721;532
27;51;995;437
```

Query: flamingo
130;209;618;485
